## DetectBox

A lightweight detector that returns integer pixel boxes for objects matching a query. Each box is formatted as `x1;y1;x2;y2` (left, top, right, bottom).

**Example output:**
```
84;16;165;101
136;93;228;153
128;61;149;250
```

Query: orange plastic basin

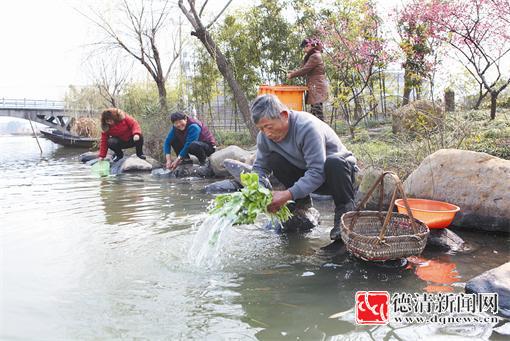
258;85;308;111
395;198;460;229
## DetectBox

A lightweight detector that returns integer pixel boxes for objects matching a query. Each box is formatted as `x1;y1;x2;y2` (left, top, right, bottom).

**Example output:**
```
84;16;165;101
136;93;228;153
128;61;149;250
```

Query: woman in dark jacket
164;112;217;170
288;38;329;121
98;108;145;162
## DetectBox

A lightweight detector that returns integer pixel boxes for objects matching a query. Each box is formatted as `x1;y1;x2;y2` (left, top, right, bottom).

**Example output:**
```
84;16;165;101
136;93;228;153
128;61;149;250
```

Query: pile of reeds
71;117;100;138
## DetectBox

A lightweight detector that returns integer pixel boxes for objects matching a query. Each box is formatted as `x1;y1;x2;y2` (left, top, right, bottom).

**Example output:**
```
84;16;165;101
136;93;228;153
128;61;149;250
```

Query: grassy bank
345;109;510;179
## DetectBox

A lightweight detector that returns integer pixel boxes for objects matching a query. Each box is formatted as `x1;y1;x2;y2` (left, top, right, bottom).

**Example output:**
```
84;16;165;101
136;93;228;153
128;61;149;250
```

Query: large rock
112;155;154;174
266;207;321;232
79;151;101;163
210;146;255;177
204;179;241;193
151;164;214;178
404;149;510;232
151;168;176;178
426;228;465;251
354;166;398;210
284;207;321;232
223;159;253;184
81;151;161;174
465;262;510;318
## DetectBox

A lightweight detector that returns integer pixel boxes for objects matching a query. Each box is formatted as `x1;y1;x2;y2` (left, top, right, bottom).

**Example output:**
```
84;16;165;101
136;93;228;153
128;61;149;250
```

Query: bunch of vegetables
208;172;292;225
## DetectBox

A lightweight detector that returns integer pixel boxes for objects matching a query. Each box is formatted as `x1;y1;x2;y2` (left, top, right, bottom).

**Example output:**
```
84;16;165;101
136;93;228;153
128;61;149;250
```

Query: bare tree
86;53;132;108
84;0;183;114
178;0;257;140
435;0;510;119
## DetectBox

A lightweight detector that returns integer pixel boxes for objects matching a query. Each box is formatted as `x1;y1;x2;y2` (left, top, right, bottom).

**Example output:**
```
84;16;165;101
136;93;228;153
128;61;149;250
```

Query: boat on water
40;129;98;148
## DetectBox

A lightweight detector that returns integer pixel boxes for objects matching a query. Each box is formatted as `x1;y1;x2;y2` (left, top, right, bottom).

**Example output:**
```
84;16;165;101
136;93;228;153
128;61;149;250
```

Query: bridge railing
0;98;65;110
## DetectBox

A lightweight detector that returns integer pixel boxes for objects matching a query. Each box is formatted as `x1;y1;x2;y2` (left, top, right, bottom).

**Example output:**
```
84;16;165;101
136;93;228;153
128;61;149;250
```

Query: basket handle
348;171;390;232
378;173;419;239
348;171;419;239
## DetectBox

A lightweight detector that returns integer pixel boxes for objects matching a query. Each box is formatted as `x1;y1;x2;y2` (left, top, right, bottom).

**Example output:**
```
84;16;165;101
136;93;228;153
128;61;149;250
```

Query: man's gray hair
251;94;289;124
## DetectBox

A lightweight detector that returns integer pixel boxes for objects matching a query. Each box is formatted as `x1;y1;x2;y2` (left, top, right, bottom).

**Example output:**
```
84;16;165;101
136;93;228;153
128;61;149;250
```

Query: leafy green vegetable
208;172;293;225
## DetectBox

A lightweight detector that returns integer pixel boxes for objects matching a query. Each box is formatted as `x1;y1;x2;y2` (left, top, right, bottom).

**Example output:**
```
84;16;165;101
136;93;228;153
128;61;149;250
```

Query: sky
0;0;440;102
0;0;254;101
0;0;94;100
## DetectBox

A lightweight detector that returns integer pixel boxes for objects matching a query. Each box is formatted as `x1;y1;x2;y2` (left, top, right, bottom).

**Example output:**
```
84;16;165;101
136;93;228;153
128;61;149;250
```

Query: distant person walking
288;37;329;121
164;112;217;170
98;108;145;162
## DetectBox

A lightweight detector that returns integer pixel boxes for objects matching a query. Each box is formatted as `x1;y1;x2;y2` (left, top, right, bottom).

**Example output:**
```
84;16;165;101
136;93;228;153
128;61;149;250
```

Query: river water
1;135;509;340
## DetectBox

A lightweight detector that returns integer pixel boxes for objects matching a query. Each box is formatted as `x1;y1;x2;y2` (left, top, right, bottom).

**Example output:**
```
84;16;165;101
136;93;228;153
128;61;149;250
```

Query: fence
0;98;65;110
192;70;409;133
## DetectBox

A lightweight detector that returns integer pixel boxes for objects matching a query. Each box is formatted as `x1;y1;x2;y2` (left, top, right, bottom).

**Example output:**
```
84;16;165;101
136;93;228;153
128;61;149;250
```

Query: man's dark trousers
267;152;355;207
171;140;215;164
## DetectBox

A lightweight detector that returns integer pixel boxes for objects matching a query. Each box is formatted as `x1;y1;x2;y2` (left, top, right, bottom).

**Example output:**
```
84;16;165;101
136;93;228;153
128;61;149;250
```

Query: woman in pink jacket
98;108;145;162
288;38;329;121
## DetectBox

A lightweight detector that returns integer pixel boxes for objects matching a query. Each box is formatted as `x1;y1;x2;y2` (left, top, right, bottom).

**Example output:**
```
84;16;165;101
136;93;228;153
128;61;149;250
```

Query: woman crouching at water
98;108;146;162
164;112;217;170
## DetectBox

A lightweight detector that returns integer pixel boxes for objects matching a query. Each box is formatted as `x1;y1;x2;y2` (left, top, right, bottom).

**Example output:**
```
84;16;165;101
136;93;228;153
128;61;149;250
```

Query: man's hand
98;157;104;161
268;190;292;213
133;134;140;142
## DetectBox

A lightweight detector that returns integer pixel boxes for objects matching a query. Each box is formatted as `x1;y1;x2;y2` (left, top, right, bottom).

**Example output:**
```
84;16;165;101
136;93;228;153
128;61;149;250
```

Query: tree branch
205;0;233;29
199;0;208;17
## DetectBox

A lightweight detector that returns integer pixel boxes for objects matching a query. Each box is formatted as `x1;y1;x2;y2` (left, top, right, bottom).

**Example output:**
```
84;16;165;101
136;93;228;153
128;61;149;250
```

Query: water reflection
99;177;146;225
407;255;461;293
229;238;416;339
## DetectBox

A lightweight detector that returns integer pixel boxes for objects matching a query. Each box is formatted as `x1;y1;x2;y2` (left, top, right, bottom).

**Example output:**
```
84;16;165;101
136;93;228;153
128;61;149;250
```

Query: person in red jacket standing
98;108;146;162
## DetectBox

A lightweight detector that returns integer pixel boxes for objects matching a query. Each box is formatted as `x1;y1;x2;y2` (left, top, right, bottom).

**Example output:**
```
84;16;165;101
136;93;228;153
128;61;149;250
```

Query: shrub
392;100;444;136
214;131;253;147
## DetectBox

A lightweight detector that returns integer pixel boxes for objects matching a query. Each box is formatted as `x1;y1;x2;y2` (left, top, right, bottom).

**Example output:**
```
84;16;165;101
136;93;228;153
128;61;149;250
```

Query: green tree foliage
397;0;439;105
189;45;221;127
214;14;261;99
249;0;303;85
210;0;303;98
121;83;162;118
190;46;220;112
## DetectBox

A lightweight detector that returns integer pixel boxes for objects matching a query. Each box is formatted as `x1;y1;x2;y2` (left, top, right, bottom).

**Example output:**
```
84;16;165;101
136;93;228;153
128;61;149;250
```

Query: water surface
1;135;508;340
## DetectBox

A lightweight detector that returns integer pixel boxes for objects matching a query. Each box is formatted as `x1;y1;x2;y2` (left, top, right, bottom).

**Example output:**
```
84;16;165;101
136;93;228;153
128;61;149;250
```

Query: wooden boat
40;129;98;148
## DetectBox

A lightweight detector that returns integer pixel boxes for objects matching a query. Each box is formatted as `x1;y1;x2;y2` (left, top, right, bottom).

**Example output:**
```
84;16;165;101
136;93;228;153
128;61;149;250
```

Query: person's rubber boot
137;153;146;160
112;152;124;163
330;200;355;240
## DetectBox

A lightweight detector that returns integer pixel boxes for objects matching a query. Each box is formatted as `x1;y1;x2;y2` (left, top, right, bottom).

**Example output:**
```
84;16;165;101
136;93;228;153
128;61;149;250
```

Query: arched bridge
0;98;95;133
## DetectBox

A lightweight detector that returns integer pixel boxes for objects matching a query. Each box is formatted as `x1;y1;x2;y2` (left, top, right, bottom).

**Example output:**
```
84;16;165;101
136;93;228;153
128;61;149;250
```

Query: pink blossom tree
396;0;445;105
316;0;390;134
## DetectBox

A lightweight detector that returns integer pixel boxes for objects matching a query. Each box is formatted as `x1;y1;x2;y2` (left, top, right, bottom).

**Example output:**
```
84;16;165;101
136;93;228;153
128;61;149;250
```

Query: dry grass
71;117;100;138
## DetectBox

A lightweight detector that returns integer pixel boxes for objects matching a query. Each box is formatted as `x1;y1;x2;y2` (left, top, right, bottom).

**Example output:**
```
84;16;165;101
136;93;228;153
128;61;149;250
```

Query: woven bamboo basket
341;171;429;261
